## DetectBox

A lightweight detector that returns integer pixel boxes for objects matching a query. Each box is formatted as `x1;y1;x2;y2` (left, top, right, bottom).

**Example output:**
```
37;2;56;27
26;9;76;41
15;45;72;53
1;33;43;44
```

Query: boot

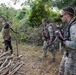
10;50;13;54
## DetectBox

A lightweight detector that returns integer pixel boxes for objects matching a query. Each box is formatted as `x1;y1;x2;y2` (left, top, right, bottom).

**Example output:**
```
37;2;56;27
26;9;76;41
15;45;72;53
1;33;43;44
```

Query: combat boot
42;51;47;60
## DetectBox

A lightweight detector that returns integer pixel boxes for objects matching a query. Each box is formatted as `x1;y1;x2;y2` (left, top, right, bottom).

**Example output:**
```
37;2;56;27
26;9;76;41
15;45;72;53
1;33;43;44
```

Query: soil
14;44;62;75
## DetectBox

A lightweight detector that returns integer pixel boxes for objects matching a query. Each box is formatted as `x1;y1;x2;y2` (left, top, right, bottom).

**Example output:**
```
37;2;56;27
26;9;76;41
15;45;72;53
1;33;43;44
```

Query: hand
50;37;53;42
2;41;4;43
58;31;63;38
15;32;19;34
42;37;45;41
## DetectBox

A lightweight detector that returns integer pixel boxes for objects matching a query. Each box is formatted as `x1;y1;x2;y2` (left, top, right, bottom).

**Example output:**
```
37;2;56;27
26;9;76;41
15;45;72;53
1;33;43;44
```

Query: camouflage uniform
59;20;76;75
42;24;56;61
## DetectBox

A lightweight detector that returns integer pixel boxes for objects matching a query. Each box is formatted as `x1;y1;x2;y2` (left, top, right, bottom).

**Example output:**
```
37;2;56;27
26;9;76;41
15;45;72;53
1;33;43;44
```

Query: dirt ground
14;44;62;75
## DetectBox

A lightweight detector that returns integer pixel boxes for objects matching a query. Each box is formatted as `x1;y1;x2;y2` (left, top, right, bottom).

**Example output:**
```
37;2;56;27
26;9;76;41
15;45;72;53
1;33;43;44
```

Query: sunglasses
60;14;67;17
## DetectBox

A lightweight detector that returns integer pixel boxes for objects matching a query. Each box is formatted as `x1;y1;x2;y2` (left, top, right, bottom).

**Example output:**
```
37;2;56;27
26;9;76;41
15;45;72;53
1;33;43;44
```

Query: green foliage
15;9;26;20
21;27;43;45
48;10;61;22
0;3;17;23
0;0;62;45
26;0;50;27
51;0;76;9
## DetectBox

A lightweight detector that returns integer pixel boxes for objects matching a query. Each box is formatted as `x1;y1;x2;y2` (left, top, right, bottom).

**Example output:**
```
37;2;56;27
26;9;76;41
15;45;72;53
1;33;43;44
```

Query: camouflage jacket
64;19;76;49
42;25;54;41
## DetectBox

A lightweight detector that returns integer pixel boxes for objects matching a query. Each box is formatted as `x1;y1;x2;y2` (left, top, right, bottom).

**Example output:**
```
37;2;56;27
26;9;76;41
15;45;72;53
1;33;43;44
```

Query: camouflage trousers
59;50;76;75
42;41;56;60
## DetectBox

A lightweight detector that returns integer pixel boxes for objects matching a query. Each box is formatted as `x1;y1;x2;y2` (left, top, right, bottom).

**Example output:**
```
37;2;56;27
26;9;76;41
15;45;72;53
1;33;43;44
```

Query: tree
0;3;16;22
15;9;26;20
51;0;76;9
25;0;51;27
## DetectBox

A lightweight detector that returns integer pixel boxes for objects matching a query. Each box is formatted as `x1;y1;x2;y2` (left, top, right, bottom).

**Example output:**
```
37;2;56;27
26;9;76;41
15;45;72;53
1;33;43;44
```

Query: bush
19;26;43;45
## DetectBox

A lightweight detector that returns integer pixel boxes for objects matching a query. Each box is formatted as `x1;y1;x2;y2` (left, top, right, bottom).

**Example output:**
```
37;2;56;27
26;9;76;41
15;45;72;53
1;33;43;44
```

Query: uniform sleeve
64;24;76;49
48;26;53;37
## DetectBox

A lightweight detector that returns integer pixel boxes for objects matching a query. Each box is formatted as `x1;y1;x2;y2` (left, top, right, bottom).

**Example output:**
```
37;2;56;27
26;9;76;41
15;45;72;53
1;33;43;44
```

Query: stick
0;55;13;69
0;60;11;73
0;58;8;69
9;61;22;71
0;51;10;58
9;61;24;75
13;55;22;61
1;68;9;75
0;56;6;61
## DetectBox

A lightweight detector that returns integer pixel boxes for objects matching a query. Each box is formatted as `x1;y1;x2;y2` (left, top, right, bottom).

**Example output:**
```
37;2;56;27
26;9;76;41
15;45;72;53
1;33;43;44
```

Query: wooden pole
15;27;18;56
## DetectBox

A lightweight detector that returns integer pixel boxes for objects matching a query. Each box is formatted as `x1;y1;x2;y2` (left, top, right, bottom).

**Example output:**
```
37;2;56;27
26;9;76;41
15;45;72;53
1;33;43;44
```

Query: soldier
58;6;76;75
41;18;56;62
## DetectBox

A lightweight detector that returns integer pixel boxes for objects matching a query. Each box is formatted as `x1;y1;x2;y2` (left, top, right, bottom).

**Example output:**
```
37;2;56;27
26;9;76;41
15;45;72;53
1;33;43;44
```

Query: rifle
51;25;64;51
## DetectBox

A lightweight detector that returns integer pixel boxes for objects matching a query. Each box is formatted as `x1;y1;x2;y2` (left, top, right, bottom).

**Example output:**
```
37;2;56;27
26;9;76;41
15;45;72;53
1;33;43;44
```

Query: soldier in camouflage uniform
41;18;56;62
58;6;76;75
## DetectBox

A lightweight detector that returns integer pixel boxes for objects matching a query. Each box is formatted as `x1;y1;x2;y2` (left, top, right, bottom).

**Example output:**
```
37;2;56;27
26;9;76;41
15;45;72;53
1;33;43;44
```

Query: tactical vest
42;25;54;41
42;25;50;41
63;19;76;40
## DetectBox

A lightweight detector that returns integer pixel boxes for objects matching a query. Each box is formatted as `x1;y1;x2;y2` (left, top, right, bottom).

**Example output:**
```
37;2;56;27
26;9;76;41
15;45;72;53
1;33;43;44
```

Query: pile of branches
0;48;24;75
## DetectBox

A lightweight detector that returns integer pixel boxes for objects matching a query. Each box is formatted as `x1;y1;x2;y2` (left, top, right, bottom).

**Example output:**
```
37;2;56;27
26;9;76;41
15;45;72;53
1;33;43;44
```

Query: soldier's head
42;18;48;26
60;6;74;23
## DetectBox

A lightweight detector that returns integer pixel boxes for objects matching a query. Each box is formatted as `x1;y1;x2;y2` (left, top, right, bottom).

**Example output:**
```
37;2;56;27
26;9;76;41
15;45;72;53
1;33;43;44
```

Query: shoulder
70;20;76;29
70;22;76;36
47;23;53;28
71;22;76;29
70;24;76;32
48;25;53;30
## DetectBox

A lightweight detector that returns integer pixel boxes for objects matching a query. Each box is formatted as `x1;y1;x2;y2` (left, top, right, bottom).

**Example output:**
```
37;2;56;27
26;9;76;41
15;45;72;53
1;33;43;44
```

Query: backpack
48;24;55;37
67;19;76;40
42;26;50;40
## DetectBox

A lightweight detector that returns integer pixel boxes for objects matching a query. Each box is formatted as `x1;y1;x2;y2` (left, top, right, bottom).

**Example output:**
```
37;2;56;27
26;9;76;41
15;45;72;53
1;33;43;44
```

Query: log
0;55;14;69
0;49;3;55
0;51;10;58
15;55;22;59
7;54;14;60
9;61;24;75
10;61;23;71
0;56;6;61
13;55;22;61
0;58;8;69
1;68;9;75
0;60;11;73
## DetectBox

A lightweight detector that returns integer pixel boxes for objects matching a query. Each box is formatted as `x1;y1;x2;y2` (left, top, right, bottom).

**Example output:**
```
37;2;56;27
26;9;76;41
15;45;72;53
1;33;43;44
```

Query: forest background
0;0;76;45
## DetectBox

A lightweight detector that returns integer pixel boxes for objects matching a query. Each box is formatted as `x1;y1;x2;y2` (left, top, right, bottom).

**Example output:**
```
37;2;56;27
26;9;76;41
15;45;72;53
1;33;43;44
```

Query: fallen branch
0;51;10;58
9;61;24;75
0;58;8;69
13;55;22;61
0;60;11;73
1;67;9;75
0;55;14;69
0;56;6;61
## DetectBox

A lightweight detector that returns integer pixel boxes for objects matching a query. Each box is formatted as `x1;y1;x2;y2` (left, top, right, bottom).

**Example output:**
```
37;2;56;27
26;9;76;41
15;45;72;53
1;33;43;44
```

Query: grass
12;43;62;75
0;31;63;75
